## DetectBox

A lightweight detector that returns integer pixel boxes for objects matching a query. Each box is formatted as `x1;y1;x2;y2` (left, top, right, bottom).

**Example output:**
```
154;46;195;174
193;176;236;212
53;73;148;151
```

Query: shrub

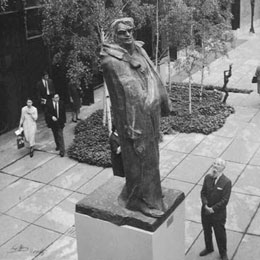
68;84;236;166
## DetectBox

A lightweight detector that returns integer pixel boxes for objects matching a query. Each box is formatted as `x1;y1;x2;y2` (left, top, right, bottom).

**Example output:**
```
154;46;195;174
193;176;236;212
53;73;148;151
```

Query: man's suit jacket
37;78;55;101
201;174;232;220
45;100;66;129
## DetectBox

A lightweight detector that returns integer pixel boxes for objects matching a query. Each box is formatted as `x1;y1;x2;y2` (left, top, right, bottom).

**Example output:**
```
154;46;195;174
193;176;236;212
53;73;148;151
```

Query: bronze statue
101;17;171;218
221;64;232;104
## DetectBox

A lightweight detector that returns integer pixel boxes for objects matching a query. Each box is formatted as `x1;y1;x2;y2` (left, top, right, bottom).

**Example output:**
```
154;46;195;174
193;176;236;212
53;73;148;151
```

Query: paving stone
0;225;60;260
233;234;260;260
191;135;233;158
228;106;259;122
168;155;213;184
163;133;205;154
0;173;18;191
227;192;260;232
0;215;29;247
0;146;28;170
2;152;56;177
247;207;260;235
235;122;260;142
77;168;114;195
249;146;260;166
159;133;178;149
162;178;195;196
221;139;260;164
26;157;78;184
0;179;43;213
212;119;247;138
33;235;77;260
159;149;187;178
50;164;101;190
185;229;243;260
35;193;84;234
185;220;202;254
6;186;72;223
185;185;202;223
233;165;260;196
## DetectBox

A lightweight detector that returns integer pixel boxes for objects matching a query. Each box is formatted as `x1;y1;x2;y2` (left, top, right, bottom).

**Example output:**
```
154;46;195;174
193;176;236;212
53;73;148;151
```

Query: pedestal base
75;177;185;260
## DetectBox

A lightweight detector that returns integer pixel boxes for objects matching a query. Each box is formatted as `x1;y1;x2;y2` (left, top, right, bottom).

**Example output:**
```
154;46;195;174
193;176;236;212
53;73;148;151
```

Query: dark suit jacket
201;174;232;220
37;78;55;101
109;132;124;177
45;100;66;129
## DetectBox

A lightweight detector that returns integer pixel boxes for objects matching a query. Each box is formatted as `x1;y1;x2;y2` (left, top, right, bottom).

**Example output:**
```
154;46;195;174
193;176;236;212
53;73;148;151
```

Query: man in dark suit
200;158;232;260
45;94;66;157
37;71;55;105
109;124;125;177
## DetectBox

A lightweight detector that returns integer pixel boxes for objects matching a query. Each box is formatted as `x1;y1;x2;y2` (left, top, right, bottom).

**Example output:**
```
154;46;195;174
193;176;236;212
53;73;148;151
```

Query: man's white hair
214;157;226;168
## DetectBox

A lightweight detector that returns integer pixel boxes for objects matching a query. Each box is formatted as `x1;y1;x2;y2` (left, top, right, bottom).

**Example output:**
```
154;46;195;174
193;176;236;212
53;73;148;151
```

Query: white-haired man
200;158;232;260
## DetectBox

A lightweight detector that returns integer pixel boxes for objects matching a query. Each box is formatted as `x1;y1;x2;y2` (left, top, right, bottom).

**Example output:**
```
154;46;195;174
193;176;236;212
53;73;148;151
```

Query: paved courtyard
1;25;260;260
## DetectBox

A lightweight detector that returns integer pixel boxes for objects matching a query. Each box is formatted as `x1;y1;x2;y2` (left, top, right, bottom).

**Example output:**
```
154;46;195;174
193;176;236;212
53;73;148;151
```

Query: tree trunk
167;46;171;87
155;0;159;69
199;65;205;102
188;75;192;114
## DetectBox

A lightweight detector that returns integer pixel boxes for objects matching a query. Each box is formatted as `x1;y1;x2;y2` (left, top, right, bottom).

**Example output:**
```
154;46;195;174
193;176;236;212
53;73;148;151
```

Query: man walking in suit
37;71;55;105
200;158;232;260
46;94;66;157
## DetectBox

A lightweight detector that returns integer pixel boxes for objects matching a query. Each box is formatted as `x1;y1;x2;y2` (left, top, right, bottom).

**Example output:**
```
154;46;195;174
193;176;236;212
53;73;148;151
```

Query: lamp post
250;0;255;33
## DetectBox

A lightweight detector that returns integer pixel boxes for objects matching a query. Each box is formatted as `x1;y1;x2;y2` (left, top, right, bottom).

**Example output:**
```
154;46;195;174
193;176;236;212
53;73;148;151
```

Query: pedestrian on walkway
45;94;66;157
254;64;260;94
36;71;55;123
37;71;55;105
68;83;82;122
200;158;232;260
109;124;124;177
19;98;38;157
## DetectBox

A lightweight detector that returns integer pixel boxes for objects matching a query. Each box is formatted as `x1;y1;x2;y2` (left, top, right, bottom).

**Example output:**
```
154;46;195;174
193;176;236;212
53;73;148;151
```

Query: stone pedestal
75;177;185;260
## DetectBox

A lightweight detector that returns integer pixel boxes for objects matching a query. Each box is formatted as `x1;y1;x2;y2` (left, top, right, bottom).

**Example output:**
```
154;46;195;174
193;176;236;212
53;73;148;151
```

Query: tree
41;0;154;133
162;0;234;113
0;0;8;11
186;0;234;100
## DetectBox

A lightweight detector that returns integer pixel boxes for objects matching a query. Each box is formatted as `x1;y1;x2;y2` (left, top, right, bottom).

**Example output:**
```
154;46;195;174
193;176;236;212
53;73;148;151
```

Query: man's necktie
212;177;217;188
55;102;59;118
45;80;50;95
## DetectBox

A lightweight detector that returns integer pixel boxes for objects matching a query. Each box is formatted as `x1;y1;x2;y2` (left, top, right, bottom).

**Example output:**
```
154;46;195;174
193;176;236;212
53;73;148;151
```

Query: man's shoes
59;151;64;157
221;255;229;260
30;147;34;158
55;147;59;151
199;249;214;257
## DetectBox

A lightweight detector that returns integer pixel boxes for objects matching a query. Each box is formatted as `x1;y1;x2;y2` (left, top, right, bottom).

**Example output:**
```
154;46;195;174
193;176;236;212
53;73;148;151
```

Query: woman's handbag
17;134;25;149
252;76;257;83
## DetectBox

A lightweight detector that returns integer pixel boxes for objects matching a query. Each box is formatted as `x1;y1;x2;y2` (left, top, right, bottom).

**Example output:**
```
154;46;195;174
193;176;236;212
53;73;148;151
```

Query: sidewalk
0;26;260;260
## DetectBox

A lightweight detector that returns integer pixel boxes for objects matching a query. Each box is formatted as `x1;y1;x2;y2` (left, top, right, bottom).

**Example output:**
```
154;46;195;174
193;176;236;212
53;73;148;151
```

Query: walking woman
19;98;38;157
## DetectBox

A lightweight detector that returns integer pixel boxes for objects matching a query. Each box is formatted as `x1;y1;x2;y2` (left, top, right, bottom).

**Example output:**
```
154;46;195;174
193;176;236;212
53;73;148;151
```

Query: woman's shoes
30;147;34;157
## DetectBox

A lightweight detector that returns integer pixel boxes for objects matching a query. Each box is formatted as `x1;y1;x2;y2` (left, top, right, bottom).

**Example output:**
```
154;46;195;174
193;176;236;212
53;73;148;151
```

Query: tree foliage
41;0;154;89
160;0;234;113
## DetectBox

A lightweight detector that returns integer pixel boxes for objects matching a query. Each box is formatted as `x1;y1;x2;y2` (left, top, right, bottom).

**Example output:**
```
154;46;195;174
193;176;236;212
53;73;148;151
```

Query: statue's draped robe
101;41;170;211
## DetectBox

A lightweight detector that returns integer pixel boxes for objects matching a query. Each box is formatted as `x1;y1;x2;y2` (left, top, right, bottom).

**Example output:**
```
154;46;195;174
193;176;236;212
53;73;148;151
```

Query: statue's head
111;17;135;49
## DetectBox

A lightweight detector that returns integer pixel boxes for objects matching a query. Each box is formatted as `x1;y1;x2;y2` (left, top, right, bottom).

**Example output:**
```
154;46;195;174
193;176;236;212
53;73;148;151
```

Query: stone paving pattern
1;26;260;260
